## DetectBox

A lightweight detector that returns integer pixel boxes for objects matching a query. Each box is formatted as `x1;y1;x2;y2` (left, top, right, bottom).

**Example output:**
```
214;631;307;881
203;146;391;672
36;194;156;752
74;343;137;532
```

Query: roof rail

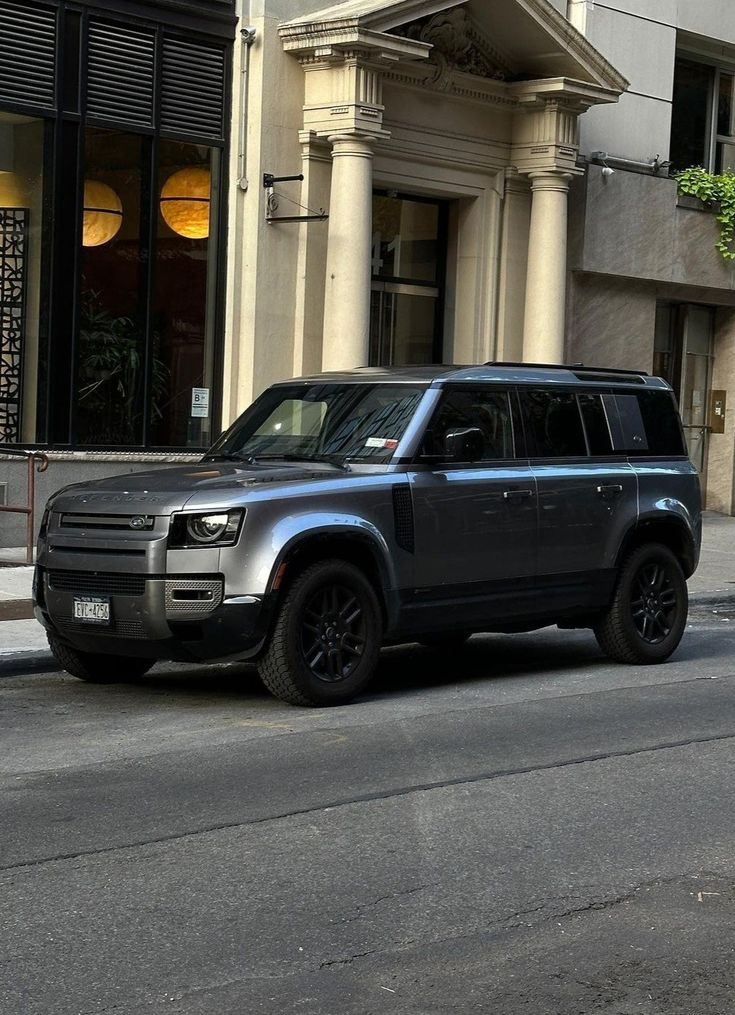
483;361;649;377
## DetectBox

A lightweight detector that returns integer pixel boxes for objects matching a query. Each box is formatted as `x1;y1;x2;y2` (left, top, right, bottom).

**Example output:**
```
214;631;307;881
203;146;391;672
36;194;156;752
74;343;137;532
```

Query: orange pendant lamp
83;180;123;247
160;167;211;239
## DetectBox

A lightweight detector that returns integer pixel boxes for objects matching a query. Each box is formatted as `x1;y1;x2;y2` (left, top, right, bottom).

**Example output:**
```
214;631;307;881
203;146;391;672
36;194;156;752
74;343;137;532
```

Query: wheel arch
616;513;698;579
266;526;398;629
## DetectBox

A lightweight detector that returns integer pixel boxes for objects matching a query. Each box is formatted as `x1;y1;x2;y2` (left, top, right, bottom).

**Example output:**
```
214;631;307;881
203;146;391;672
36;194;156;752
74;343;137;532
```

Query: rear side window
520;391;587;457
578;393;614;455
615;391;686;456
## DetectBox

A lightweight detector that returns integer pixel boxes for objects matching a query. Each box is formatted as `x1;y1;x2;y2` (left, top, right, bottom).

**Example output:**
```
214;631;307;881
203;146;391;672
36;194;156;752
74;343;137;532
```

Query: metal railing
0;447;50;565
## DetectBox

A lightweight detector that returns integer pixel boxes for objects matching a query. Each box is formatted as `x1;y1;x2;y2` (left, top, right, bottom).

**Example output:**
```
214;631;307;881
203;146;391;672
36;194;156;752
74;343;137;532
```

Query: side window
614;395;649;453
615;391;686;456
422;389;515;460
578;393;614;455
520;391;587;458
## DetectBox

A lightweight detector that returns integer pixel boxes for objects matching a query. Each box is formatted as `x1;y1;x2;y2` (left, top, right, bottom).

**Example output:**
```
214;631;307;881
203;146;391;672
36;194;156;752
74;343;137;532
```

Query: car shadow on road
99;624;718;704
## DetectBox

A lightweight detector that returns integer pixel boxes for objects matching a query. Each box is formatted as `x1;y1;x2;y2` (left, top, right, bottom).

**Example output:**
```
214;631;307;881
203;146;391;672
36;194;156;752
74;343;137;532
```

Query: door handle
503;489;534;501
596;484;623;497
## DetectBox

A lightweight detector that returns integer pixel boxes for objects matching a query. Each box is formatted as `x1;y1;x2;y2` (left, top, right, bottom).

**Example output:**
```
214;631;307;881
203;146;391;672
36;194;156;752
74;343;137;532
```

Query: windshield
207;383;427;465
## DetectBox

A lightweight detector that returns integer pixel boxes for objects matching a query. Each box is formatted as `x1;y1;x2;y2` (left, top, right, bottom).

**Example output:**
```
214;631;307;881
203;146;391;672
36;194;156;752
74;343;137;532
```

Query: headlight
169;509;244;548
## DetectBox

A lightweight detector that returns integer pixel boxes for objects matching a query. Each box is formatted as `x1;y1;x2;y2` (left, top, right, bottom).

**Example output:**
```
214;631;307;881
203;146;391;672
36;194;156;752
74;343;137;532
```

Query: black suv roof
291;364;669;389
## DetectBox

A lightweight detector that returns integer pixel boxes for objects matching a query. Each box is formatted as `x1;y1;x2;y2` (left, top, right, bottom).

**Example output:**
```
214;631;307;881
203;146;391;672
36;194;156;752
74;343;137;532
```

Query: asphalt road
2;614;735;1015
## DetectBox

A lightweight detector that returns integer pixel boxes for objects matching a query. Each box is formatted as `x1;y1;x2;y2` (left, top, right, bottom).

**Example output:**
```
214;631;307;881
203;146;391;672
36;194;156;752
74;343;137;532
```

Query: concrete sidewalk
2;511;734;672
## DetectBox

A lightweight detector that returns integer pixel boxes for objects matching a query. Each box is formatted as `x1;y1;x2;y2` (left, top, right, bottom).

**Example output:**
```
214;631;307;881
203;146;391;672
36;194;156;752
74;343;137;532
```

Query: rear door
408;385;538;623
520;388;637;611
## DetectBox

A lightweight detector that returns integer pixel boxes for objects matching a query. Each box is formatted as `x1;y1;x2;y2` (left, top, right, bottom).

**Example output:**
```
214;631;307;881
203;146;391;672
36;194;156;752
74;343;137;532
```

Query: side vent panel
392;485;415;554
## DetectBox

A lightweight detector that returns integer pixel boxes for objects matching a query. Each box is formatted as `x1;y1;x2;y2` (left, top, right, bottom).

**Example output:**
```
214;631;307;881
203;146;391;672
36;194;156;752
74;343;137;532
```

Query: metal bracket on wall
263;173;328;224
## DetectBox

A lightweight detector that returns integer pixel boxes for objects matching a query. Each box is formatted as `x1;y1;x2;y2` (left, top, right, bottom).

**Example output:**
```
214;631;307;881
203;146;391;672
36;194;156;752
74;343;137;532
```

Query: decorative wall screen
0;208;28;442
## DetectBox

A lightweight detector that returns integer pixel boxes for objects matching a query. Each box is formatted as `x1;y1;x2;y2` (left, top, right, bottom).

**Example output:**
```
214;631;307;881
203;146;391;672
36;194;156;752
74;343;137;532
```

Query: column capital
328;134;375;157
527;171;574;193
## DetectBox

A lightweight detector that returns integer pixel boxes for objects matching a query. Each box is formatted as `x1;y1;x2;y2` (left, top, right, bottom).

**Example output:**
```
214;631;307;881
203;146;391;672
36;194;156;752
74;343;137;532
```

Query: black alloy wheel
300;583;367;682
258;559;383;706
630;560;679;644
594;543;688;665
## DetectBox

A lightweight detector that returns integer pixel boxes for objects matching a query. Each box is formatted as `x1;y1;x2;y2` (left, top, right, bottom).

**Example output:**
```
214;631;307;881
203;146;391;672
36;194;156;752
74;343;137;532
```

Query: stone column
522;171;572;364
322;134;374;371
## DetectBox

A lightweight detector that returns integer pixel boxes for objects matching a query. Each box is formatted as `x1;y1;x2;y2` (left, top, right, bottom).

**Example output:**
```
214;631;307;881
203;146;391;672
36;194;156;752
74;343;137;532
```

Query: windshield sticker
365;437;398;450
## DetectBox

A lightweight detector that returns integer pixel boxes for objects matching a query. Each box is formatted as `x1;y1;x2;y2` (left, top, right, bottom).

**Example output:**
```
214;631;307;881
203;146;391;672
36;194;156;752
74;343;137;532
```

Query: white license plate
72;596;110;624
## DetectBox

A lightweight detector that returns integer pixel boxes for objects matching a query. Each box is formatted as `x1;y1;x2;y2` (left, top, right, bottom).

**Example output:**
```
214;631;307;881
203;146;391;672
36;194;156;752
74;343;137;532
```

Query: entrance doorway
370;192;447;366
654;303;714;472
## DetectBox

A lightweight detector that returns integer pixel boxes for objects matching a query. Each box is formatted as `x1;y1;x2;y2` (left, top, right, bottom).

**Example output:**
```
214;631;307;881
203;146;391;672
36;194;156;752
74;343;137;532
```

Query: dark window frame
14;0;233;451
670;52;735;173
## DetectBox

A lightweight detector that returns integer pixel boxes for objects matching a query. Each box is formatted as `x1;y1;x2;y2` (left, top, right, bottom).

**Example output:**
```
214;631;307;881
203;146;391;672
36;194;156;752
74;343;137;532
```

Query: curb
0;651;55;678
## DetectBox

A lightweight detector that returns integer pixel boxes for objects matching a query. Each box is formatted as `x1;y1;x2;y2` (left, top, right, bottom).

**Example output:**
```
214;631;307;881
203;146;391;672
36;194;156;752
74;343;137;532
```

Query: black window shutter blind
160;37;225;142
87;20;156;128
0;1;56;110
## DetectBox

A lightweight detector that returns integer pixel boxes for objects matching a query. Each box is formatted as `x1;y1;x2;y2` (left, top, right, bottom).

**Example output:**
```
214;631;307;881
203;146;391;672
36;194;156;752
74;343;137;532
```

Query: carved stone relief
393;7;510;89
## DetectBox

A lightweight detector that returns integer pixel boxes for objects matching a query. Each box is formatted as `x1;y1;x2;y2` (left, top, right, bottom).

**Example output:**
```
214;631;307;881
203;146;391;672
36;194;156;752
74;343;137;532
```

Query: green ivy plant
675;166;735;261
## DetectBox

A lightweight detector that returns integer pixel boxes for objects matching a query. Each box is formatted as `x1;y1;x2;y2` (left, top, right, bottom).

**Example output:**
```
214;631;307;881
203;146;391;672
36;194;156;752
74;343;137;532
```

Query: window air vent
87;20;155;128
0;1;56;110
160;37;226;141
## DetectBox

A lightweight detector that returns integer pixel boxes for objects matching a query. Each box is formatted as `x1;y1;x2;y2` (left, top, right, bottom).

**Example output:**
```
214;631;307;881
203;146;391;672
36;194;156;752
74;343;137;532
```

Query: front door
370;192;446;365
654;302;714;473
680;306;713;474
408;386;538;626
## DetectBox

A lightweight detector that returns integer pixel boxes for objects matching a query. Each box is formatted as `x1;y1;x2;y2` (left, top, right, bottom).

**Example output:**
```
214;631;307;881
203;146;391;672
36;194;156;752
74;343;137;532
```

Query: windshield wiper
262;453;352;472
202;451;258;464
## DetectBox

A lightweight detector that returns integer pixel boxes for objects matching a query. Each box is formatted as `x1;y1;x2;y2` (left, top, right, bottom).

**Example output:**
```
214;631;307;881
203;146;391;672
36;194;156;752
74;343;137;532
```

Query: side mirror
443;427;484;463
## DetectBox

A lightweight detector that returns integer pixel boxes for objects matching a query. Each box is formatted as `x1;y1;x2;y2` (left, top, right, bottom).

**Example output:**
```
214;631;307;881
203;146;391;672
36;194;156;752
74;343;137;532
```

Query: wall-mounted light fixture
160;167;211;239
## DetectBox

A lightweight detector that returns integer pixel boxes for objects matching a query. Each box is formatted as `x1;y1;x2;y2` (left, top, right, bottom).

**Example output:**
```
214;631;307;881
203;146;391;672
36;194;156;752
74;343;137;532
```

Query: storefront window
0;112;46;443
76;128;146;445
151;141;219;448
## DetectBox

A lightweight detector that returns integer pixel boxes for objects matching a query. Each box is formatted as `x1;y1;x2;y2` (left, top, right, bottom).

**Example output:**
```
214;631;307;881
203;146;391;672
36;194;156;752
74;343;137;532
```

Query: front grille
56;618;147;640
48;571;147;596
60;513;155;530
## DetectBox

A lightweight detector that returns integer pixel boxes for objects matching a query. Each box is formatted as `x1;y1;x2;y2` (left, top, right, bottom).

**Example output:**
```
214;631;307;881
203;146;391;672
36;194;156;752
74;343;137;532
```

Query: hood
49;461;343;515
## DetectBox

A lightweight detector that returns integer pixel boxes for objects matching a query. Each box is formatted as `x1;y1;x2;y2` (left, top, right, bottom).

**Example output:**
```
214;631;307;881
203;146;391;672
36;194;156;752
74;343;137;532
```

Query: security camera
601;165;615;177
241;26;257;45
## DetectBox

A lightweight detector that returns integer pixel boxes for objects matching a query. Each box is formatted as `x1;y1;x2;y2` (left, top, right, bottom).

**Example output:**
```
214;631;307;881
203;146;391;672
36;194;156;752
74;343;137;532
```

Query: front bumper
34;566;275;663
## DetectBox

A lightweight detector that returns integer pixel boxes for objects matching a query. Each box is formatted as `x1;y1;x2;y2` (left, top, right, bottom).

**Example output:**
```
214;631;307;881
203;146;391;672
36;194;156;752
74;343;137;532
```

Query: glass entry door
370;193;446;366
654;302;713;472
369;282;439;365
680;306;714;472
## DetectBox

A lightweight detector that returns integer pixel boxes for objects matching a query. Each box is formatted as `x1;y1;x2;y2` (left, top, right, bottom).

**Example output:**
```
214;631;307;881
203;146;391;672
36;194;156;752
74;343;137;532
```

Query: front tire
594;543;688;664
258;559;383;707
48;634;155;682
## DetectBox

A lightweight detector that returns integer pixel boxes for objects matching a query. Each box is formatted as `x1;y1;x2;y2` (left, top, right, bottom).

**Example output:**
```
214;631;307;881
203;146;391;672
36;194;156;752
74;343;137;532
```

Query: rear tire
48;634;155;683
594;543;688;664
258;559;383;707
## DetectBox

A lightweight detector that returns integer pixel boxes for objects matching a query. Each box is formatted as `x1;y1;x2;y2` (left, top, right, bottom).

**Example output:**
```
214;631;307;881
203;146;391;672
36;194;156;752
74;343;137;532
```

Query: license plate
72;596;110;624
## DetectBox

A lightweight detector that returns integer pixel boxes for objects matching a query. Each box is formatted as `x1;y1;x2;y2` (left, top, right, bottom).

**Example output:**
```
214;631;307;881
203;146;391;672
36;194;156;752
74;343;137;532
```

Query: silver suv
34;364;702;706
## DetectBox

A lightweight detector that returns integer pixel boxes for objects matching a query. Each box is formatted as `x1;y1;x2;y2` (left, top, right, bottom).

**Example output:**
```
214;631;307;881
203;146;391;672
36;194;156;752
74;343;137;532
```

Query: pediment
281;0;628;95
391;7;512;86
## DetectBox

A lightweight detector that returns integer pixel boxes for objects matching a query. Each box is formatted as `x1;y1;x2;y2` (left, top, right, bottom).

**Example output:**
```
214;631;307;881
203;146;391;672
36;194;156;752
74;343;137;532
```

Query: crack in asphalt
2;731;734;877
